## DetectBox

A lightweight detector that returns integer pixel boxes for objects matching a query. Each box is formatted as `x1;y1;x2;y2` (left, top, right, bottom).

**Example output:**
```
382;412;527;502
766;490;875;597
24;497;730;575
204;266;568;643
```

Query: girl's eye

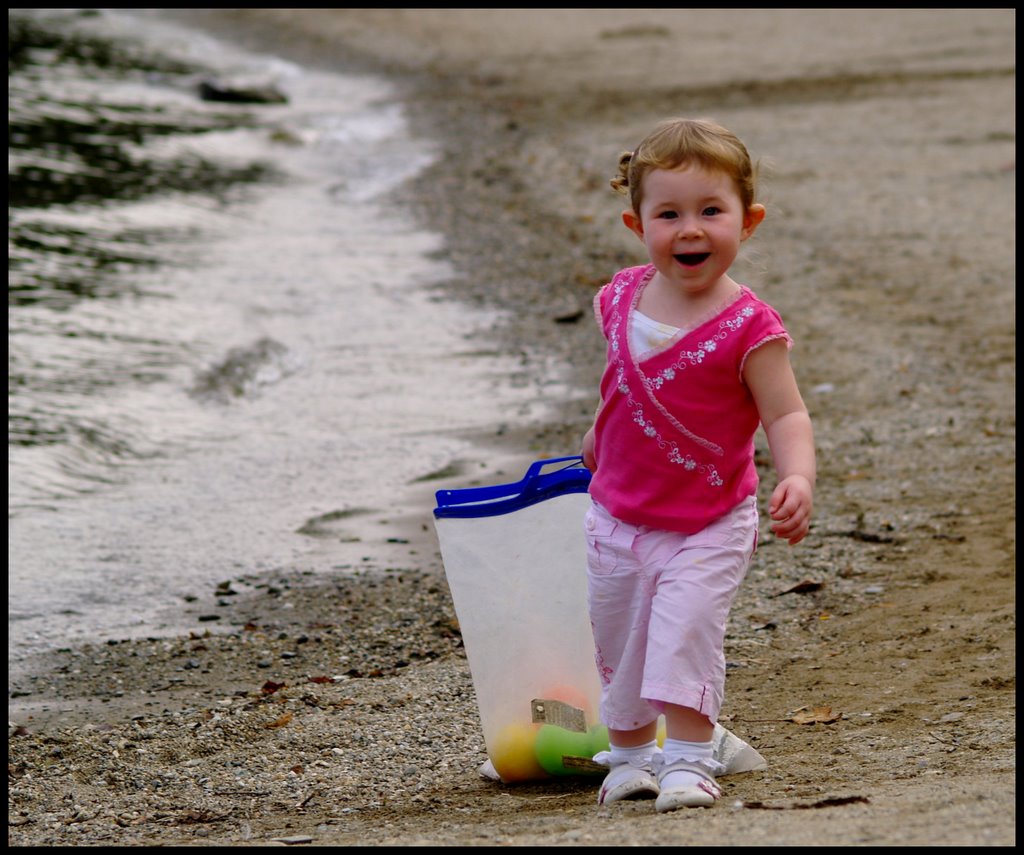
702;206;721;216
659;211;678;219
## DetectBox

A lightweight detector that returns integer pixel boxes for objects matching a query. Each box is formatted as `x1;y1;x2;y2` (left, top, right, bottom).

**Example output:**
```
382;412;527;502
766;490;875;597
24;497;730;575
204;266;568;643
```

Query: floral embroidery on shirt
603;270;746;481
612;359;725;487
645;306;754;389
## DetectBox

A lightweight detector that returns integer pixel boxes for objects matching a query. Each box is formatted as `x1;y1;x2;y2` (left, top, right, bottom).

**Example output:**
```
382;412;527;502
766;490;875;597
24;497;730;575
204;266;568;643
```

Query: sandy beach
8;9;1015;847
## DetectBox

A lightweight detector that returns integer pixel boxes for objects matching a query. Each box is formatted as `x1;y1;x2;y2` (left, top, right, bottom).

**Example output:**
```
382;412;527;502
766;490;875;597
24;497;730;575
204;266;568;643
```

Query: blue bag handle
433;456;592;519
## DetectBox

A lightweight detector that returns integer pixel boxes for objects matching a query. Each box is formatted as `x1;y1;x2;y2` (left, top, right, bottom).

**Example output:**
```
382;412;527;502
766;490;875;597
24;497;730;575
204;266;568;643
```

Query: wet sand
9;9;1016;847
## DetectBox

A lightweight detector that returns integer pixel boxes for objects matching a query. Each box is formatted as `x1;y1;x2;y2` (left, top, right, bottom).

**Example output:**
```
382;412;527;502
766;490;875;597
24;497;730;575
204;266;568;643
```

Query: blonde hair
611;117;759;215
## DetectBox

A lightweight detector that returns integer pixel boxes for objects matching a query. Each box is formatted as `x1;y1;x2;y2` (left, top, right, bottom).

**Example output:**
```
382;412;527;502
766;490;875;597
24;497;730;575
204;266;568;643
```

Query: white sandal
594;755;660;805
654;759;721;812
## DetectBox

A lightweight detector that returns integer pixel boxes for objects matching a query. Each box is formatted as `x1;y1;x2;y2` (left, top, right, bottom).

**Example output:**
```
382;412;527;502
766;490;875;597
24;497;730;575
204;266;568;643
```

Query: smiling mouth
675;253;710;267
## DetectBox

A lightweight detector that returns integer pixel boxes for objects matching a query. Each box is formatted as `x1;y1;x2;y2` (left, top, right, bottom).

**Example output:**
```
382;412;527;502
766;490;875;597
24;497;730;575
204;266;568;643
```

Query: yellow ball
490;722;547;782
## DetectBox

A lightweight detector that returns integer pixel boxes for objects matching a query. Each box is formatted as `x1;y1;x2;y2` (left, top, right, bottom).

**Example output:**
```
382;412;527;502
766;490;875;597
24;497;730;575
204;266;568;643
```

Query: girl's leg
585;505;662;804
598;721;661;805
641;497;759;812
639;497;759;725
656;702;720;810
663;703;713;742
584;503;660;732
608;720;658;747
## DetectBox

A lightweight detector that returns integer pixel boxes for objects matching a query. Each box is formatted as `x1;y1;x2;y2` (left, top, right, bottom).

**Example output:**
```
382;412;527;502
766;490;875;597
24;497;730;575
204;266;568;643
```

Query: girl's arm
581;424;597;472
582;288;607;473
743;340;816;545
581;396;605;472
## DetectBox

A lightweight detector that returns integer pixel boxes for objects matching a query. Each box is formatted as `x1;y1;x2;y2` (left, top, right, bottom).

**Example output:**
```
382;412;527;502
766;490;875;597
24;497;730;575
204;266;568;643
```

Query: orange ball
539;683;592;717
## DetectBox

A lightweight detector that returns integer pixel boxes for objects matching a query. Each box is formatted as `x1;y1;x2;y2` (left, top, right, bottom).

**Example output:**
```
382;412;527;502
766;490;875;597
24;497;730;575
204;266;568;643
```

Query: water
8;9;557;667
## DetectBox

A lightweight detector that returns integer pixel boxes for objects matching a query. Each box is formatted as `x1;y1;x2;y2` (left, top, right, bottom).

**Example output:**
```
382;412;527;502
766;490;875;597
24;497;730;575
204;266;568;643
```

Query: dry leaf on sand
263;711;294;729
790;706;843;725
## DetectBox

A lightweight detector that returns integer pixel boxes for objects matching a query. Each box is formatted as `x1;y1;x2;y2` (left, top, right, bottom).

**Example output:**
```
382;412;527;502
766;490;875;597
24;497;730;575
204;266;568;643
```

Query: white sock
660;738;714;790
609;739;658;767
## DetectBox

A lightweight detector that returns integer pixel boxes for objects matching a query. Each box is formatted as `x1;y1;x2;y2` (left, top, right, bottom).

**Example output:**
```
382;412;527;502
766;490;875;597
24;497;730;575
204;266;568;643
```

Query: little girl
582;117;815;813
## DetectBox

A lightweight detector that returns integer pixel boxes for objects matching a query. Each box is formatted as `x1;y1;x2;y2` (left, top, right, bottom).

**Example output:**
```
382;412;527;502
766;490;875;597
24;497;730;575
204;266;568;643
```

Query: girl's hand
768;474;813;545
744;341;816;545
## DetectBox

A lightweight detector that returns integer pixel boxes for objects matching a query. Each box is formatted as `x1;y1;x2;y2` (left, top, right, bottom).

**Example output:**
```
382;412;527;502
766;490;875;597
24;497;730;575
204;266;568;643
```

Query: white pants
584;497;758;732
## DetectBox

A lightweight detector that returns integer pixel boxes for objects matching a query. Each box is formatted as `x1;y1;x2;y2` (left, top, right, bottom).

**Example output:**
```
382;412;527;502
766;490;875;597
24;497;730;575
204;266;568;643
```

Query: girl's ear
622;209;645;240
742;203;766;240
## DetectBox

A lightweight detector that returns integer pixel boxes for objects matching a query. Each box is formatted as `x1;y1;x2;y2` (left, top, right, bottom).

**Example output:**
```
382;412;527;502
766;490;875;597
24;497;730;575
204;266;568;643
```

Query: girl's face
623;164;764;299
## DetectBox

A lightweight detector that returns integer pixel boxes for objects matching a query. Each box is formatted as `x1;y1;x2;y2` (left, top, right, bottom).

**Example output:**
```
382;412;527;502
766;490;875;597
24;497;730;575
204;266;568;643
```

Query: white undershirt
632;309;683;354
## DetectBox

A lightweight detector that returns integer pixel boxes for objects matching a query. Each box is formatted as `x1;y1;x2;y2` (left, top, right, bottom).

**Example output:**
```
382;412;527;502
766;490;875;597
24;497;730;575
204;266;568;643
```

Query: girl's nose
676;217;703;238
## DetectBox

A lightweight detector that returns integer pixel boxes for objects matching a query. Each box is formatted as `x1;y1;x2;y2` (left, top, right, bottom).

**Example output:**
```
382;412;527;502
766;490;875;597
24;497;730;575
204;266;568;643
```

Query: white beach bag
433;456;766;783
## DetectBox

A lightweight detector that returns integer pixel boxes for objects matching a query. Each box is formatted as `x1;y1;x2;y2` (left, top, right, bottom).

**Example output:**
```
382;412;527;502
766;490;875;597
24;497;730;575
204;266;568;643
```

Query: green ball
534;724;595;775
588;724;610;755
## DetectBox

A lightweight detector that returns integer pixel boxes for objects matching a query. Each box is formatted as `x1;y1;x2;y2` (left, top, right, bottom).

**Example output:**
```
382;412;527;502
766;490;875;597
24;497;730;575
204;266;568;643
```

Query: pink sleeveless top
589;264;792;534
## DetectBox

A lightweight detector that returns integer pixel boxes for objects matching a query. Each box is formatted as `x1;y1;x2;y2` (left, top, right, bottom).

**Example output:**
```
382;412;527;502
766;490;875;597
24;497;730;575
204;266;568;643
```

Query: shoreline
8;6;594;683
9;9;1015;847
